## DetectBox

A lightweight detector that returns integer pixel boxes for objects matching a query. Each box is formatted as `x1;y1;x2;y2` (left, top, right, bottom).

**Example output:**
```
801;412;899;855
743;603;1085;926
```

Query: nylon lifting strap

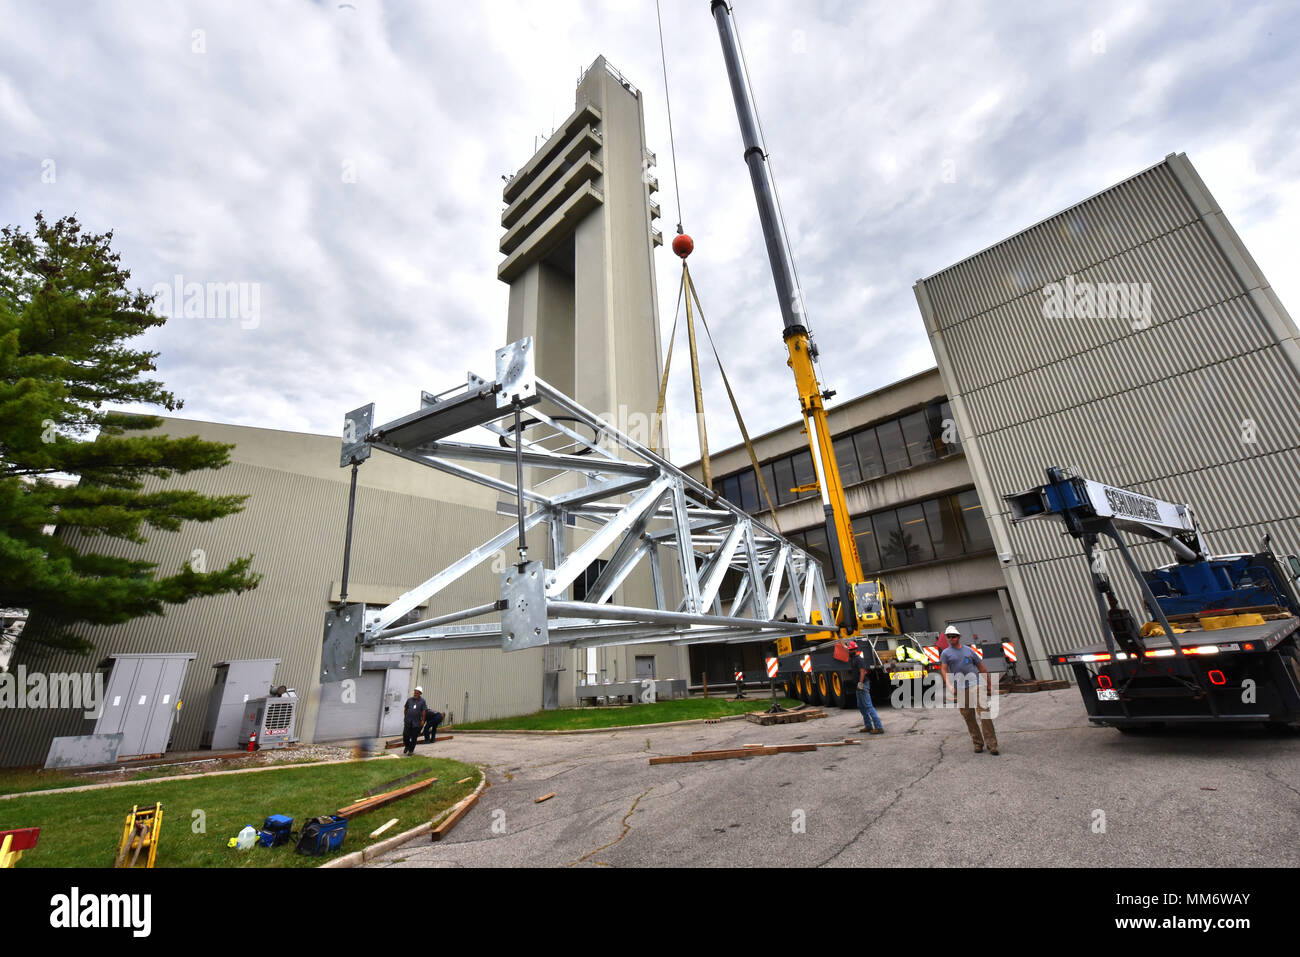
685;264;782;535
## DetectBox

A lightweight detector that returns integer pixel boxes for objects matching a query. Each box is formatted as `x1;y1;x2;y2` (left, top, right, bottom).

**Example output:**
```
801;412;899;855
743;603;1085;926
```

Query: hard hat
415;686;423;693
944;625;961;636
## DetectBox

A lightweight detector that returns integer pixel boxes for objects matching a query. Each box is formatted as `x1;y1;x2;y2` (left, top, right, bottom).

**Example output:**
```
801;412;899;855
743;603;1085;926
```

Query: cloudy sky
2;0;1298;465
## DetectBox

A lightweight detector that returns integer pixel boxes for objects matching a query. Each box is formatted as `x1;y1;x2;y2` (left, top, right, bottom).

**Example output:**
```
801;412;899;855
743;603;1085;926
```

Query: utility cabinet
202;658;282;750
93;652;196;758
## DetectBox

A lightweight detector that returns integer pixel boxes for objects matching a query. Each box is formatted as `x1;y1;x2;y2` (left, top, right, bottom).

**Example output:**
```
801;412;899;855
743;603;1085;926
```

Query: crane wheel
810;673;825;706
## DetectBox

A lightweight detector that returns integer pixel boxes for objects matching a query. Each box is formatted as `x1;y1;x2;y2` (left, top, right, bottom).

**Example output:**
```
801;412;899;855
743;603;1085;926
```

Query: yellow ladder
115;803;162;868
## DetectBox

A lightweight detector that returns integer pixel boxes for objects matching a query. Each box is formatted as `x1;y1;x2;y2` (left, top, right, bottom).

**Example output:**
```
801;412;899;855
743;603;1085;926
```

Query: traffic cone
247;730;256;752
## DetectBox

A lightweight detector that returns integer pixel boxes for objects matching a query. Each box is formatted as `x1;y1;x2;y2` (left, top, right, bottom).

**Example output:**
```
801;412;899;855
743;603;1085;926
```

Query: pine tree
0;213;261;655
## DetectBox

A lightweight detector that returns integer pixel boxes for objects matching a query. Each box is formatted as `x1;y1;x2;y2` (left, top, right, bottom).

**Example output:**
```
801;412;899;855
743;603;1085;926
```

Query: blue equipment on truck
1005;467;1300;730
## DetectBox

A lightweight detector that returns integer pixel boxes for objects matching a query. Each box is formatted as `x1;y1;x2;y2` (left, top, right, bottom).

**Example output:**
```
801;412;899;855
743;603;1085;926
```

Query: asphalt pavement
365;690;1300;868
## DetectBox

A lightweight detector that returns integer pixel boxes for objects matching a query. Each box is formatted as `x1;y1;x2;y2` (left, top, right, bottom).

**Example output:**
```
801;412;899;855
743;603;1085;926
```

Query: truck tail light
1207;670;1226;686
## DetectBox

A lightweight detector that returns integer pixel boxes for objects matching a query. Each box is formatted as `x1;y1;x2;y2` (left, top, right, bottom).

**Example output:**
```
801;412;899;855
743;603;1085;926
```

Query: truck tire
821;670;842;712
830;671;852;709
808;673;824;706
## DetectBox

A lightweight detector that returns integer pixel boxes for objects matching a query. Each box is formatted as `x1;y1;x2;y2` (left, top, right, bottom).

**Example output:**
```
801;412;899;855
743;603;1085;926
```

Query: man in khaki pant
938;625;999;755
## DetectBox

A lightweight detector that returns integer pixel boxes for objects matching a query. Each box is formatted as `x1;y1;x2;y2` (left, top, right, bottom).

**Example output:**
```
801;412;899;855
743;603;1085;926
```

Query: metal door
313;671;383;741
635;655;656;679
380;668;410;737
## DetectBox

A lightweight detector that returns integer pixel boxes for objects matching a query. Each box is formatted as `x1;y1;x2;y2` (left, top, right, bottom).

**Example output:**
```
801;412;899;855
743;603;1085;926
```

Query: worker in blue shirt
938;626;999;754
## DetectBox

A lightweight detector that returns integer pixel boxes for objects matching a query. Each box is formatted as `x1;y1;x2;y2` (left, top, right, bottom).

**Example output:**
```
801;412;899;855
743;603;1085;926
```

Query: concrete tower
500;56;664;426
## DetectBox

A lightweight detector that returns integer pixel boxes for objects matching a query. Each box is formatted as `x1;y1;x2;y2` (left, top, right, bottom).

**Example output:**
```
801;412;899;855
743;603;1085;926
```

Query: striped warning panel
800;655;813;673
1003;642;1017;662
923;647;941;663
970;644;984;659
734;671;744;682
766;657;779;678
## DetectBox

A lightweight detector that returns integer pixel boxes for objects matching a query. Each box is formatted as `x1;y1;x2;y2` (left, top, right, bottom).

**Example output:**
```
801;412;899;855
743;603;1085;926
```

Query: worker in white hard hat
938;625;999;755
402;685;429;755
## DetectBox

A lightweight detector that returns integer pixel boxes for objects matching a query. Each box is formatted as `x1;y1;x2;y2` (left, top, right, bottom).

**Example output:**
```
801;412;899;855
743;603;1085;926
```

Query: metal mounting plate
501;561;547;650
321;603;366;682
495;337;535;408
341;404;374;467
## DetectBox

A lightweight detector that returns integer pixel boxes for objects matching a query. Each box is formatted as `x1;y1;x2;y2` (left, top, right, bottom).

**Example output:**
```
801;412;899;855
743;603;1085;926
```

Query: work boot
868;728;884;735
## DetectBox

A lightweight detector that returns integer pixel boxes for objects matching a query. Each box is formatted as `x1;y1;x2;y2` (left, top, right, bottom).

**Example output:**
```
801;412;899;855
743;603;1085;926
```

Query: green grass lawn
456;696;802;731
0;754;355;797
0;755;480;868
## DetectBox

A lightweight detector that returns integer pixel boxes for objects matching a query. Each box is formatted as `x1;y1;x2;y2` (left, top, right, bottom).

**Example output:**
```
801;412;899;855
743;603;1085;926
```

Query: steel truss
320;338;834;682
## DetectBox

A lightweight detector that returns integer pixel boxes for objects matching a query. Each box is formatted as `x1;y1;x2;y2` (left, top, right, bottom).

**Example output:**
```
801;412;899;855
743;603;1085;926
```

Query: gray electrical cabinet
93;652;196;758
202;658;281;750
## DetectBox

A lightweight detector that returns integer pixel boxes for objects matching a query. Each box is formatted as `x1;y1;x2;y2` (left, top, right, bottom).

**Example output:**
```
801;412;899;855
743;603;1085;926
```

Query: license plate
1096;689;1119;701
891;670;923;680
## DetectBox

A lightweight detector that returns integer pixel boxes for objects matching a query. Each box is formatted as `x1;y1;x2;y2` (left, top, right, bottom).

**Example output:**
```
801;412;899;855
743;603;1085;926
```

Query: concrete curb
448;711;758;735
0;754;399;801
321;772;489;868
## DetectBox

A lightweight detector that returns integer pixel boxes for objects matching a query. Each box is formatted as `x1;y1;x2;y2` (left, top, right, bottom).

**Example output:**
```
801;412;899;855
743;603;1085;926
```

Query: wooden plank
431;792;480;842
534;792;556;804
455;777;473;785
649;744;817;765
368;818;400;838
365;769;427;796
337;777;436;817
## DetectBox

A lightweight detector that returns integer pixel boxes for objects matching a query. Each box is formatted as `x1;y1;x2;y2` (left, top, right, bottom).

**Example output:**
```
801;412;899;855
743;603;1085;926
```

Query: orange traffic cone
247;730;256;752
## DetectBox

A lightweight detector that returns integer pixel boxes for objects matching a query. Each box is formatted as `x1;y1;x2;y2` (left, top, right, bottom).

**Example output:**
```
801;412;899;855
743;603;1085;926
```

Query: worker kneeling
938;626;999;755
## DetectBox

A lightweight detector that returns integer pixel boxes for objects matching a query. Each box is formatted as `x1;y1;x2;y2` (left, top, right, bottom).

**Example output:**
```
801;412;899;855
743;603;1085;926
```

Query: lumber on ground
649;744;816;765
431;793;479;842
337;777;436;817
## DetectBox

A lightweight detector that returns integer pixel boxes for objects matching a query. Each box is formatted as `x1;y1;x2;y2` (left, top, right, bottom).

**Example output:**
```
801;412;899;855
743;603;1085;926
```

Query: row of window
784;489;993;580
712;399;959;513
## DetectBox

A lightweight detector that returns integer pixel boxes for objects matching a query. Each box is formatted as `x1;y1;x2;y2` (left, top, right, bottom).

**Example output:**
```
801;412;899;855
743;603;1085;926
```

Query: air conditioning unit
239;695;298;750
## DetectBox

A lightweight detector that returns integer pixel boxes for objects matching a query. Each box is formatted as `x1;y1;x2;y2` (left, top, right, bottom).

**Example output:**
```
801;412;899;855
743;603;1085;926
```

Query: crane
707;2;930;709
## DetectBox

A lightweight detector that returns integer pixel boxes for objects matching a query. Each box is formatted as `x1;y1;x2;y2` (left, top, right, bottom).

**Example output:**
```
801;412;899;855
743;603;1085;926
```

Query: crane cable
654;0;685;234
650;1;782;534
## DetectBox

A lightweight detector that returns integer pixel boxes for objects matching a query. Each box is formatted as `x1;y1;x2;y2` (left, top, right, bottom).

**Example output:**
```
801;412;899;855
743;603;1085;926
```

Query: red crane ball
672;233;694;259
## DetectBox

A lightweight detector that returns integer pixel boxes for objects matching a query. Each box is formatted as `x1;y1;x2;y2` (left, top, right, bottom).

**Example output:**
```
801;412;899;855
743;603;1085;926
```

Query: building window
853;514;881;572
711;397;967;515
833;434;861;486
874;419;910;473
924;497;965;560
899;410;937;467
956;489;993;551
790;448;816;493
896;502;935;563
854;427;886;480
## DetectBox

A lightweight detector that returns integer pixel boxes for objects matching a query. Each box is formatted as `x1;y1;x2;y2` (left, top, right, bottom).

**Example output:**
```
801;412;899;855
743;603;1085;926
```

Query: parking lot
366;690;1300;868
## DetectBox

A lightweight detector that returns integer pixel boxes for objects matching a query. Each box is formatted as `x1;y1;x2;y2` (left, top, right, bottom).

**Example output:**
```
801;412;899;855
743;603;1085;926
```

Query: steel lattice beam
320;338;833;682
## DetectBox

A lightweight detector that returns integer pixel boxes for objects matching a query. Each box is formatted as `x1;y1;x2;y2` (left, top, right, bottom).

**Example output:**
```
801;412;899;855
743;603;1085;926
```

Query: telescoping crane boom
708;3;954;709
710;1;868;639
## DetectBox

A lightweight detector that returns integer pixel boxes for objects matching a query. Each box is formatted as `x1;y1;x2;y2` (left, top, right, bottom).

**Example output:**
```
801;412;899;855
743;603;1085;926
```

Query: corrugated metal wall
0;420;547;766
915;153;1300;674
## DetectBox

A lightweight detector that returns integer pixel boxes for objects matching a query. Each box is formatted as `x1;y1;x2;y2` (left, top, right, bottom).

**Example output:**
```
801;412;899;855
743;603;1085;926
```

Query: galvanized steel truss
320;339;833;683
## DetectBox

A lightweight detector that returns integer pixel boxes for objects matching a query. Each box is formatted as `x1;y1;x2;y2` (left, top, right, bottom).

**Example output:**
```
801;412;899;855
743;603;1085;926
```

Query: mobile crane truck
709;2;937;709
1006;467;1300;730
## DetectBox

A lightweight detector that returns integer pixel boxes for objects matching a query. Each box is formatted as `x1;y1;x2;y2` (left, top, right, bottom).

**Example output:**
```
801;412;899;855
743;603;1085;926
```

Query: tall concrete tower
500;56;664;425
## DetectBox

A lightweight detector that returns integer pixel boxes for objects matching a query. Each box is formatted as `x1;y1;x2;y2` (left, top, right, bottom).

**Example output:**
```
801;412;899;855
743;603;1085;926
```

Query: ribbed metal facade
0;419;547;766
915;153;1300;675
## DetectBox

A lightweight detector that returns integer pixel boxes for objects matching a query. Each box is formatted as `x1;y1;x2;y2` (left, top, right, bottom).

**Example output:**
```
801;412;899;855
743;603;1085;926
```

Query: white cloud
1;0;1296;470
